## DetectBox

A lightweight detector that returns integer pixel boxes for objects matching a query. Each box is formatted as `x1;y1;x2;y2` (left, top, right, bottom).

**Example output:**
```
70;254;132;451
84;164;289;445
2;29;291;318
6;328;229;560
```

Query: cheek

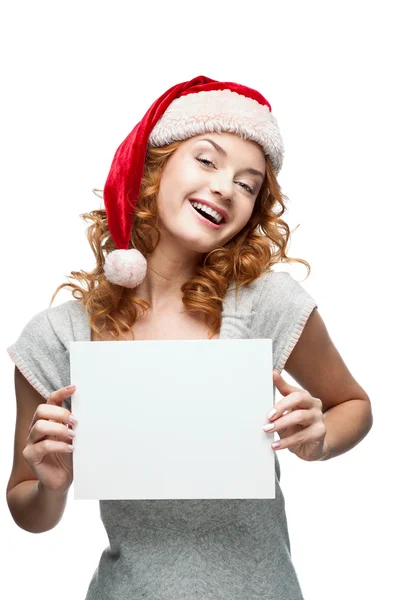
178;163;204;192
234;202;255;230
159;162;200;203
219;203;255;244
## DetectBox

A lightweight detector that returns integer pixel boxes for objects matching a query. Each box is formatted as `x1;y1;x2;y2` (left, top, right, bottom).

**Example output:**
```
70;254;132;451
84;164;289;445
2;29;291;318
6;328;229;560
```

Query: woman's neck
133;243;201;311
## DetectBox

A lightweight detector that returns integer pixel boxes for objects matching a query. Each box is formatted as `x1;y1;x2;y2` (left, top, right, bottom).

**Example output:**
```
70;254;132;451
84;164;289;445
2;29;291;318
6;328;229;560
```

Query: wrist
37;480;70;499
317;438;331;461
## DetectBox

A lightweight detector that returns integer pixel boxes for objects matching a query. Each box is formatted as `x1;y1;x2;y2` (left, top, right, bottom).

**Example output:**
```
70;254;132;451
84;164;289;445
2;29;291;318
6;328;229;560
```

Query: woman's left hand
263;370;330;462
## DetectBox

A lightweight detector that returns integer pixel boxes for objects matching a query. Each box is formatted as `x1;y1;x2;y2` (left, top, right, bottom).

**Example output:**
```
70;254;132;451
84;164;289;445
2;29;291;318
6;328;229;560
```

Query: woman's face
156;132;266;254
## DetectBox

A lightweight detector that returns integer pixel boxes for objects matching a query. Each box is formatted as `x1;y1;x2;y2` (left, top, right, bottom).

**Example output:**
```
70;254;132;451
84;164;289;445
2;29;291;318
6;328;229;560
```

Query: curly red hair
51;140;310;339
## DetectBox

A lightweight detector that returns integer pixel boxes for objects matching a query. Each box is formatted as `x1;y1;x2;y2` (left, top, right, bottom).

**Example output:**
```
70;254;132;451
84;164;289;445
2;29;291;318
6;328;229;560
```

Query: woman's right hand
22;385;78;495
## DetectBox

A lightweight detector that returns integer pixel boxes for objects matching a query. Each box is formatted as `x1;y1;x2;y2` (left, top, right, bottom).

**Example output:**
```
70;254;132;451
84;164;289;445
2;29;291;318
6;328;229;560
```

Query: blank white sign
69;339;275;500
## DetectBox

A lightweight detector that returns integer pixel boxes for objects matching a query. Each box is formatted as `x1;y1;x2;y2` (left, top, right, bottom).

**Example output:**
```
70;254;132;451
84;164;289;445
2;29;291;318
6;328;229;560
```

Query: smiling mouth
189;201;226;225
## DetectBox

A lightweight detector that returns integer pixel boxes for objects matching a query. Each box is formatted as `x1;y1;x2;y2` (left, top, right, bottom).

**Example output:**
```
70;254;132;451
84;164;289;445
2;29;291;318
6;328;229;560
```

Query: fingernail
268;408;277;419
263;423;275;432
66;385;75;390
272;441;281;449
67;429;76;438
69;415;78;425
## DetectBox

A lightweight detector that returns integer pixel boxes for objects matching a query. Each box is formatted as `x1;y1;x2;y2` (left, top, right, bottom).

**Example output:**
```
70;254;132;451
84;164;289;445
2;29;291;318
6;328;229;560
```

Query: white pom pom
103;249;147;288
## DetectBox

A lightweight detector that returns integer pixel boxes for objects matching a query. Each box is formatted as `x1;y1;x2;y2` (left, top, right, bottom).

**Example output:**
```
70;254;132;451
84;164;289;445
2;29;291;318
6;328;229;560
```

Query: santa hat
101;75;284;289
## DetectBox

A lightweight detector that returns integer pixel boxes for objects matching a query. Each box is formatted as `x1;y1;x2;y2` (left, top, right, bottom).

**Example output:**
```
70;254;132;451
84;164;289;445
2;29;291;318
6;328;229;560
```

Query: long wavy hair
51;139;311;339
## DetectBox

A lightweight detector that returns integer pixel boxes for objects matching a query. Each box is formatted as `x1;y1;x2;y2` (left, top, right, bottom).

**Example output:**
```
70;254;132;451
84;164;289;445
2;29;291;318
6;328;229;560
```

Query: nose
209;172;233;201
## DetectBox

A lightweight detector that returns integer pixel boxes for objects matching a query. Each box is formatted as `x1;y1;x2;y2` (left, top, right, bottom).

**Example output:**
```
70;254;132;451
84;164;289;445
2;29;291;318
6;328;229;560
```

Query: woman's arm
283;308;373;460
6;367;70;532
7;480;69;534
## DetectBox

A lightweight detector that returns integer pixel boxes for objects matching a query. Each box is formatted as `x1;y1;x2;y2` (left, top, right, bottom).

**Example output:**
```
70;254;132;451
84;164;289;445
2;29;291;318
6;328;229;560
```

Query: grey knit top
7;270;317;600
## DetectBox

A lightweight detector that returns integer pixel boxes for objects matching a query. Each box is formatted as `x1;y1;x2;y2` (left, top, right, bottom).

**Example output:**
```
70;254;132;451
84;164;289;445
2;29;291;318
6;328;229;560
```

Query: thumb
272;370;298;396
47;384;76;405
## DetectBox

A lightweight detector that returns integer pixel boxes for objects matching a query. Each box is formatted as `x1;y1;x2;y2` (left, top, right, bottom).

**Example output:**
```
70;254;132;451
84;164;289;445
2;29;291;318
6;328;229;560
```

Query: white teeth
191;201;224;224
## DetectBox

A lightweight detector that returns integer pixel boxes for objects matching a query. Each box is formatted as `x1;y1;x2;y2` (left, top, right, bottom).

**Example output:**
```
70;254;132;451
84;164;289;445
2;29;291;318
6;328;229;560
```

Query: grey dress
7;270;317;600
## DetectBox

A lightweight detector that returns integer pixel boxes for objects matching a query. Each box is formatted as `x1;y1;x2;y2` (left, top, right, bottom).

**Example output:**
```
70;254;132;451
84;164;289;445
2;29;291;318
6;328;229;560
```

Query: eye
196;157;255;195
238;182;255;195
196;157;216;168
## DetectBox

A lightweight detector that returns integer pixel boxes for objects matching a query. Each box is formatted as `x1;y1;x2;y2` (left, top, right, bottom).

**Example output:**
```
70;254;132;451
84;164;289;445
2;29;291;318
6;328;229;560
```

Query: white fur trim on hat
148;89;284;173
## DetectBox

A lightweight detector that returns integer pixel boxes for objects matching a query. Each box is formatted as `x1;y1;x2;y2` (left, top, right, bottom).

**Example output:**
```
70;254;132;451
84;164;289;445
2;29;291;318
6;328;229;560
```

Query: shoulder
227;269;293;299
46;298;85;330
46;299;89;347
7;299;85;402
250;269;316;311
224;269;316;318
11;299;87;351
45;298;84;321
248;270;318;371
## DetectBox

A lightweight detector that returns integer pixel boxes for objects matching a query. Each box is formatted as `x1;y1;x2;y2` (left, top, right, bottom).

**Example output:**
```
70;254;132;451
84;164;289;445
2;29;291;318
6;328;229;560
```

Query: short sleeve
252;271;318;372
7;306;72;402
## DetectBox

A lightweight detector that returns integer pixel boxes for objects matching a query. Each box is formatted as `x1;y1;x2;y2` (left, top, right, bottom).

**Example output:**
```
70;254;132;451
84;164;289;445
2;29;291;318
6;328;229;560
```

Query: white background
2;1;397;598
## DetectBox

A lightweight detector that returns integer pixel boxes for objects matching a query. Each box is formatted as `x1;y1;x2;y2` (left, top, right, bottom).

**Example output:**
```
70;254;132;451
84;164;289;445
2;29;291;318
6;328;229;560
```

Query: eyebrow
195;138;265;179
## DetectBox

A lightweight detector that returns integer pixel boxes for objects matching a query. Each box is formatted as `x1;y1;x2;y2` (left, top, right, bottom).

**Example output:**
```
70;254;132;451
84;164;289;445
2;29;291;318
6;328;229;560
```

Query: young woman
6;75;373;599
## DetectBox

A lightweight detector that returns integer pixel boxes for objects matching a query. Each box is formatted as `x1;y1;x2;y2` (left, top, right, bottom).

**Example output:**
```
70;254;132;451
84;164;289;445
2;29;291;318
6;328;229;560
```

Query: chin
179;236;220;254
160;221;222;251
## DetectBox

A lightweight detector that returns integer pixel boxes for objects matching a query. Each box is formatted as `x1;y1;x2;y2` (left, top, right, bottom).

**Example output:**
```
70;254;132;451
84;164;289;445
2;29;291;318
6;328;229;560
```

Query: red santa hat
101;75;284;289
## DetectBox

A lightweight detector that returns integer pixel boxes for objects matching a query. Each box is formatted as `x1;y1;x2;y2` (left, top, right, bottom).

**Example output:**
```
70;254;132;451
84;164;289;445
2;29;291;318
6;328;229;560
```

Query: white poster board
69;339;275;500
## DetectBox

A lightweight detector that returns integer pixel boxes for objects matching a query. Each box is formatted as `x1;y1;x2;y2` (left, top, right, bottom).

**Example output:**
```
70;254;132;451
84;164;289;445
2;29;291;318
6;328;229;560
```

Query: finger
23;439;74;465
266;407;324;439
28;419;76;445
264;409;314;433
47;385;76;406
272;422;325;451
272;370;302;395
31;404;77;429
268;391;314;421
278;409;292;433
